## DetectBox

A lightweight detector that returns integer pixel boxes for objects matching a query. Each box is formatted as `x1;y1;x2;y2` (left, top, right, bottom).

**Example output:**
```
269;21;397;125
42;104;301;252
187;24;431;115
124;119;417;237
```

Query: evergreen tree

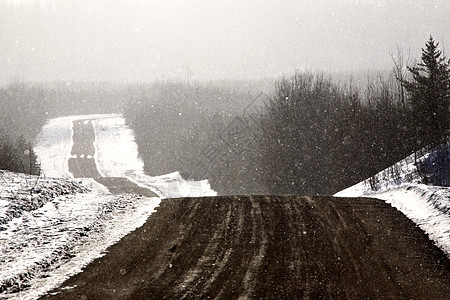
14;135;41;175
0;131;40;175
402;36;450;146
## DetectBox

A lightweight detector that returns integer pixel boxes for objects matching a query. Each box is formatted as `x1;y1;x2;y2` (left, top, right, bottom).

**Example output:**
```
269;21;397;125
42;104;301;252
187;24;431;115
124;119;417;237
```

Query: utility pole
183;61;193;85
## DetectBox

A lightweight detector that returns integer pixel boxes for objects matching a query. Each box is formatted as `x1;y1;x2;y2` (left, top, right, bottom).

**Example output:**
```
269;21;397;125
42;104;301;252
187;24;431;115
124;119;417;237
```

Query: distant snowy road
67;117;158;197
34;114;216;199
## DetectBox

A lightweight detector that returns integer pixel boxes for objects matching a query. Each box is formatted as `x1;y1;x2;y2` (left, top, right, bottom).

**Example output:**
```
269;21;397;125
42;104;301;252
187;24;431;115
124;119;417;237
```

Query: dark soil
42;195;450;300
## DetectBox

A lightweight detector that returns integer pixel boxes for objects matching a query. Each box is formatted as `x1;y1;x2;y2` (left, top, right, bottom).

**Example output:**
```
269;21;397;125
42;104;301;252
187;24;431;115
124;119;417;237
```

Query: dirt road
43;195;450;299
68;119;158;197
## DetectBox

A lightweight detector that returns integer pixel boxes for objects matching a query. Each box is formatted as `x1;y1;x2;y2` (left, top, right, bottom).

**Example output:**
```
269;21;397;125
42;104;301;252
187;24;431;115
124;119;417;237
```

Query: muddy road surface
44;195;449;299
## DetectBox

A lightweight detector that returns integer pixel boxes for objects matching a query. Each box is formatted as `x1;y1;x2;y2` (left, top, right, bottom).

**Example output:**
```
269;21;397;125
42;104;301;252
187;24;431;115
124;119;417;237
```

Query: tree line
0;79;264;176
1;37;448;191
125;36;449;194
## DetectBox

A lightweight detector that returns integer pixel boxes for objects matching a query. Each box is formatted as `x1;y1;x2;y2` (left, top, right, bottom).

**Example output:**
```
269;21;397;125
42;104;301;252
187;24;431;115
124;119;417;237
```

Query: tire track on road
239;196;267;300
45;195;450;300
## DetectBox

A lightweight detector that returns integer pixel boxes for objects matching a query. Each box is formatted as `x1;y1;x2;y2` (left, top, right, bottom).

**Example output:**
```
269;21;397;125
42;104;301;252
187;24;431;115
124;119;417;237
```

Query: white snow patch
33;117;74;178
130;171;216;199
91;116;144;178
0;177;160;299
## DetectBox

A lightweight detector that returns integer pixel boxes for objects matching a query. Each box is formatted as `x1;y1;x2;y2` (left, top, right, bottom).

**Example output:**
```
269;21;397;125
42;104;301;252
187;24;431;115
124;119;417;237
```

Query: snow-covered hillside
1;114;216;299
335;149;450;257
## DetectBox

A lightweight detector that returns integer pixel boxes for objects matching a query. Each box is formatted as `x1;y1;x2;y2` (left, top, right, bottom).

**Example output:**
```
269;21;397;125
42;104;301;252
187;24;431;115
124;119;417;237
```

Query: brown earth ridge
43;195;450;300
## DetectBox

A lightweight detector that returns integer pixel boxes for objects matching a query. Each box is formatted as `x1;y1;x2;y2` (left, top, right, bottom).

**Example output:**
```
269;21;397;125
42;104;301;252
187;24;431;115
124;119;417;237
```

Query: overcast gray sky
1;0;449;83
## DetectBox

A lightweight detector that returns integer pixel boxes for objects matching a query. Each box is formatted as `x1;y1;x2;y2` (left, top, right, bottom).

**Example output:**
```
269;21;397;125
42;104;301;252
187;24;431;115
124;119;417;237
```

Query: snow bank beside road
0;171;160;299
335;152;450;257
368;185;450;255
34;117;74;178
0;170;86;227
130;171;215;198
92;115;216;198
92;116;143;178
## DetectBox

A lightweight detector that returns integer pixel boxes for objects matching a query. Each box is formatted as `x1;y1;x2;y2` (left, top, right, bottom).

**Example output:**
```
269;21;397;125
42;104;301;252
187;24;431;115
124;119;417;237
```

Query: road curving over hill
43;195;450;299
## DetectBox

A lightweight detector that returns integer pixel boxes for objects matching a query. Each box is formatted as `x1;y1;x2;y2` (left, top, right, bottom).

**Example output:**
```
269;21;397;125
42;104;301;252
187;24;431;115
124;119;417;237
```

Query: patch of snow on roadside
0;171;160;299
130;171;216;198
369;185;450;255
10;193;160;300
335;149;450;257
0;170;87;226
92;116;144;178
92;115;216;198
33;117;74;178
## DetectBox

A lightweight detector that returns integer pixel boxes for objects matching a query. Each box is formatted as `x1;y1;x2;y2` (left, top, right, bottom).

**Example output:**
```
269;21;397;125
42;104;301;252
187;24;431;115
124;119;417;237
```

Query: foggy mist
1;0;449;83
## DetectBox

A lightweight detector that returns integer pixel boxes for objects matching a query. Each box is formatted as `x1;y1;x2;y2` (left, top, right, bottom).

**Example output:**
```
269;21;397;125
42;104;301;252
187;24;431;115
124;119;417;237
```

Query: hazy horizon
1;0;449;83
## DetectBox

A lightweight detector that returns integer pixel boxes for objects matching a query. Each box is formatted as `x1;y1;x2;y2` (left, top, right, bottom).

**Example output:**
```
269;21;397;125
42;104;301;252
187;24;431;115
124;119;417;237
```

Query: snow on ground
0;170;87;227
0;171;160;299
92;115;216;198
91;116;143;178
335;151;450;257
33;116;74;178
1;113;215;299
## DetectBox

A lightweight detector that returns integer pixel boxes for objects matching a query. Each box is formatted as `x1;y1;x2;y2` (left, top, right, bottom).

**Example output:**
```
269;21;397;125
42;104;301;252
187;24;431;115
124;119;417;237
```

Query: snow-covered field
335;151;450;257
0;172;160;299
1;114;216;299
